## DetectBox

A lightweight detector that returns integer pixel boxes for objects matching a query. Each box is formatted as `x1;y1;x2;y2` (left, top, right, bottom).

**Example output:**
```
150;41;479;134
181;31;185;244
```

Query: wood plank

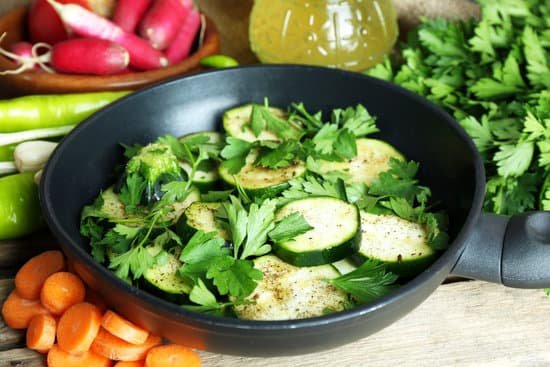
0;231;56;277
2;278;550;366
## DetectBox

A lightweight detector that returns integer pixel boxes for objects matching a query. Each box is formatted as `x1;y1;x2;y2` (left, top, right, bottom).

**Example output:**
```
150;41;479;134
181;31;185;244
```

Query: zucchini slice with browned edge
223;104;288;142
175;201;230;241
273;196;360;266
179;131;224;192
353;211;437;278
143;246;192;302
99;185;200;224
233;255;347;320
318;138;404;185
218;149;306;199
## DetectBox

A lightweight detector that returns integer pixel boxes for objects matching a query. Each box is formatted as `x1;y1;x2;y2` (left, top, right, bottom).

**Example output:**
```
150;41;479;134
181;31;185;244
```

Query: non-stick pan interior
40;65;485;355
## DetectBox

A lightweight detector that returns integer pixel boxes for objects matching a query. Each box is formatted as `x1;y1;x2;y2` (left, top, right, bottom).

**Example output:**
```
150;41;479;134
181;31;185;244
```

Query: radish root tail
0;33;54;75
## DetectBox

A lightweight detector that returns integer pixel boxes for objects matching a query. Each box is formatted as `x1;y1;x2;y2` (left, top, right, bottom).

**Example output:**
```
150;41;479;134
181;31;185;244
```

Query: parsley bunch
367;0;550;214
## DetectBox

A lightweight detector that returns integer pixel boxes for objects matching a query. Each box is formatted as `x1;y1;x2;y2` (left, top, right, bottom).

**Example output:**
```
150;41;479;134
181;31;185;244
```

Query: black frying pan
40;65;550;356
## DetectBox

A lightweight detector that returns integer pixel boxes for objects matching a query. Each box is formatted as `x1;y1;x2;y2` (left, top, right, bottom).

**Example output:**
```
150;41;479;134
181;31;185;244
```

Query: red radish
50;38;130;75
10;42;34;59
27;0;91;44
45;0;169;70
165;9;201;64
0;34;50;74
0;37;129;75
139;0;192;50
8;42;42;71
112;0;152;33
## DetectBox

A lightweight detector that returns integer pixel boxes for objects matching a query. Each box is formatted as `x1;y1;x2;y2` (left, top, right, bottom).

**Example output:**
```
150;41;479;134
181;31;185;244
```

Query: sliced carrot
114;360;145;367
47;344;113;367
102;310;149;345
1;289;50;329
15;250;66;300
57;302;103;355
144;344;201;367
26;313;57;353
40;271;86;314
91;327;162;361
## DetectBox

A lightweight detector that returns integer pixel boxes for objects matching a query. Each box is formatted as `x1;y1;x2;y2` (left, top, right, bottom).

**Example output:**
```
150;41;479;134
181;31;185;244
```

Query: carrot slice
114;360;145;367
91;327;162;361
57;302;102;355
40;271;86;314
15;250;66;300
144;344;201;367
26;313;57;353
47;344;113;367
102;310;149;345
1;289;50;329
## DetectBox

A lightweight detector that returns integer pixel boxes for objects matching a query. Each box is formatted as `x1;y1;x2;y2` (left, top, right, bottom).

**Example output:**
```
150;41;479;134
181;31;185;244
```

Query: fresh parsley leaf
183;278;232;315
281;175;347;202
179;231;228;265
240;200;276;259
201;189;234;202
332;104;379;137
327;260;398;304
119;173;146;213
368;159;427;205
256;141;301;169
159;181;191;204
120;143;143;160
220;196;275;260
268;212;313;243
248;103;304;141
494;141;535;177
113;223;142;239
109;245;154;282
523;26;550;88
206;256;263;299
156;134;192;161
220;137;253;174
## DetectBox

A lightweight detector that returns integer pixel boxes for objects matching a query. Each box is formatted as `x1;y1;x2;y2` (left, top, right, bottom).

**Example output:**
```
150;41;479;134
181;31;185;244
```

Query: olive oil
249;0;398;71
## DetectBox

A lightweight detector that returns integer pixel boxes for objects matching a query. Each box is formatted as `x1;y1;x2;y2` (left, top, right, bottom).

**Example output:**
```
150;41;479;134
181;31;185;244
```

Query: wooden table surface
1;1;549;366
2;237;550;367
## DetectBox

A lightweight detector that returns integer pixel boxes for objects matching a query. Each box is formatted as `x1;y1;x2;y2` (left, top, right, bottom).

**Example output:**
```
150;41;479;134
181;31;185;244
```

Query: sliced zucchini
180;131;223;145
354;211;437;278
100;185;200;224
100;186;127;220
161;186;201;223
223;104;287;142
143;246;191;301
219;149;306;198
233;255;346;320
273;197;360;266
178;131;223;192
318;138;404;185
331;258;357;275
175;202;230;241
180;160;219;192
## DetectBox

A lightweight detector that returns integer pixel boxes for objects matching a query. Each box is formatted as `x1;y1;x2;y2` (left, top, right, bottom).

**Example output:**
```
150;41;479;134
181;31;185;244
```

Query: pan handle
451;211;550;288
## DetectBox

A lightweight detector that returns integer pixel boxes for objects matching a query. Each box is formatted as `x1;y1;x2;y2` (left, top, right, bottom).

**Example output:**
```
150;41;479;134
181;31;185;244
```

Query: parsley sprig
220;102;380;174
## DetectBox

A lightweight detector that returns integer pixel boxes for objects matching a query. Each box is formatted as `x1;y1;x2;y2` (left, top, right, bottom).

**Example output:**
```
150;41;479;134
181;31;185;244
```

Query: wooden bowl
0;6;221;98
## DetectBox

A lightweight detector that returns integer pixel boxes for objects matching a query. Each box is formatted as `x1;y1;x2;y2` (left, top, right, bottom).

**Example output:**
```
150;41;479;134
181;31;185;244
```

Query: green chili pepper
0;91;130;133
200;55;240;68
0;144;15;161
0;172;43;240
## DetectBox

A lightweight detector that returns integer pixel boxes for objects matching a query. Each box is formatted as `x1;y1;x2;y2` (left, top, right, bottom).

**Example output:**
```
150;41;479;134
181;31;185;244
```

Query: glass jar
248;0;398;71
